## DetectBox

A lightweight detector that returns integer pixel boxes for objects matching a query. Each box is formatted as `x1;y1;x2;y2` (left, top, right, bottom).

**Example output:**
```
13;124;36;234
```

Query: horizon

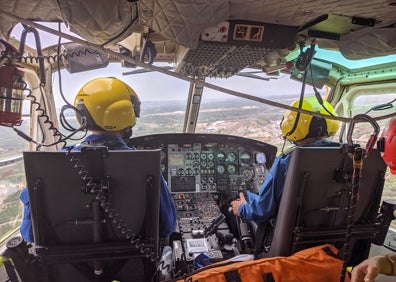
51;63;318;107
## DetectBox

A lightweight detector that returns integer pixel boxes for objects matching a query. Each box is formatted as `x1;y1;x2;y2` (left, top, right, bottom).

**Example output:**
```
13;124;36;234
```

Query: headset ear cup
130;95;141;117
76;105;101;131
122;126;133;141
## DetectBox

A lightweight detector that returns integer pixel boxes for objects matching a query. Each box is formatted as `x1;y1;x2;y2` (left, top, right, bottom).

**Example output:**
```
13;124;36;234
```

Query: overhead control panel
129;133;277;199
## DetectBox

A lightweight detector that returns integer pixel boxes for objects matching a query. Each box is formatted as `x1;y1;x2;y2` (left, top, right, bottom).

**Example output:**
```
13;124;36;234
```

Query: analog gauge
240;152;252;164
177;168;185;175
207;160;214;168
185;153;192;160
241;167;254;180
256;164;266;174
207;153;214;160
185;168;193;175
217;151;226;162
201;161;207;168
193;153;200;160
216;164;225;174
227;164;237;174
193;168;200;175
227;152;237;162
193;161;199;167
200;154;207;160
255;152;266;164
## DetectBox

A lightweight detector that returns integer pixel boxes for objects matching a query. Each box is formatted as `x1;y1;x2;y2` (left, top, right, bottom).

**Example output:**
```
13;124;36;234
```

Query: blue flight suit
238;140;340;222
20;133;177;241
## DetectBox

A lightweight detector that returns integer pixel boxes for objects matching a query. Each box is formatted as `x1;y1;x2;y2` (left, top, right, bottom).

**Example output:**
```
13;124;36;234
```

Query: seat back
23;148;162;281
266;146;387;266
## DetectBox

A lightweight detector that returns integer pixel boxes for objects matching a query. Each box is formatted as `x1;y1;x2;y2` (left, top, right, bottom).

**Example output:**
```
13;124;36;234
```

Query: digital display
170;176;196;192
168;154;184;166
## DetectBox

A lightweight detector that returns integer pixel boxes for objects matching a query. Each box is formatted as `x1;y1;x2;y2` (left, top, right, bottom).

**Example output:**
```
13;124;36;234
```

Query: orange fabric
178;244;351;282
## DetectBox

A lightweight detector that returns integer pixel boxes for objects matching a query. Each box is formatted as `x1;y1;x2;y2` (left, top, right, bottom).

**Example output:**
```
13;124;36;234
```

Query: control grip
204;214;226;237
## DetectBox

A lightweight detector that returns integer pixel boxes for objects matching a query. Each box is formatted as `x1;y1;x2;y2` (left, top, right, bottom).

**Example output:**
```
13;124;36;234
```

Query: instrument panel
130;133;277;269
129;133;277;199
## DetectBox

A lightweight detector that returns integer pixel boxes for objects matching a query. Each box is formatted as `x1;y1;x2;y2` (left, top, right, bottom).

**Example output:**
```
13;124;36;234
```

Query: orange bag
178;244;350;282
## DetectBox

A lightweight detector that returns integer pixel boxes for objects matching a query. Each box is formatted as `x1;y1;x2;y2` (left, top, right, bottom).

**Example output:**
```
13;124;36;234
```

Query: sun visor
339;27;396;60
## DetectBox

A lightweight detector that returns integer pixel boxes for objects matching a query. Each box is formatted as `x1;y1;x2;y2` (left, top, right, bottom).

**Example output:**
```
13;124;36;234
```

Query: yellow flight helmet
74;77;140;131
280;96;339;142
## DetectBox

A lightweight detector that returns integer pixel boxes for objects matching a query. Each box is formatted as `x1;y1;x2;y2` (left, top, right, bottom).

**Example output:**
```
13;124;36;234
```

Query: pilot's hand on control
230;192;247;217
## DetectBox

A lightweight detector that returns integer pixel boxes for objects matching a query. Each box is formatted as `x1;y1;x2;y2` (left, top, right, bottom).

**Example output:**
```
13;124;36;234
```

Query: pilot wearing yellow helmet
231;96;340;222
75;77;175;238
20;77;176;241
74;77;141;145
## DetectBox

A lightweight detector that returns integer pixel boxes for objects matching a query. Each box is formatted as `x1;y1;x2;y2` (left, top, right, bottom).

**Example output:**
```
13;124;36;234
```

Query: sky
52;64;311;104
11;23;318;106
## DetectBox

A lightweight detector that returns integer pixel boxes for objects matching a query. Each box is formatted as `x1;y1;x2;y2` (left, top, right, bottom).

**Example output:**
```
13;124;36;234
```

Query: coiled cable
66;147;159;262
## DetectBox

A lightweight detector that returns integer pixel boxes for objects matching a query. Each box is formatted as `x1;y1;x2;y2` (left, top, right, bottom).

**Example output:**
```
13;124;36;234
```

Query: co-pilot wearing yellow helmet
231;96;340;222
280;96;339;144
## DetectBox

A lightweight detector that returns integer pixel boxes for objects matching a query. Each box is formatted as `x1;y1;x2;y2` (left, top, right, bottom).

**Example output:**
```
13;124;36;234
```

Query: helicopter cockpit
1;1;396;282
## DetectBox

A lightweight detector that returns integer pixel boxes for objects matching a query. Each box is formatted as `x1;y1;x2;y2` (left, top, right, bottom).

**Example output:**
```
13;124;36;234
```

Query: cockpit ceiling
1;0;396;77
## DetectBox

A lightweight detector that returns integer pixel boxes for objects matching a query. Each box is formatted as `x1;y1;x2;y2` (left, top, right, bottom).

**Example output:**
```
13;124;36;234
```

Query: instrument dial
255;152;266;164
217;151;226;162
227;164;237;174
216;164;225;174
241;167;254;180
240;152;252;164
227;152;237;162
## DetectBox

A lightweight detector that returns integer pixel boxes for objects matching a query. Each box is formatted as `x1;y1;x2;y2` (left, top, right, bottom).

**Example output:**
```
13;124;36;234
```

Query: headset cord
66;148;159;264
12;81;72;149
